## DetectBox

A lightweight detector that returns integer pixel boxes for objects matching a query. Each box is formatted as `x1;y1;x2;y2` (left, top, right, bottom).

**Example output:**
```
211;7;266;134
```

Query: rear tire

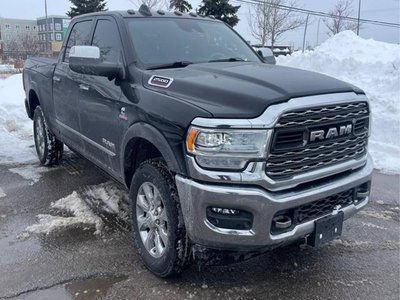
33;106;63;166
129;159;191;277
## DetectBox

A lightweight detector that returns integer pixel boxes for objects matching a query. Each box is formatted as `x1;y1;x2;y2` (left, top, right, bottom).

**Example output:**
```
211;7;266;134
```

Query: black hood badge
148;75;174;88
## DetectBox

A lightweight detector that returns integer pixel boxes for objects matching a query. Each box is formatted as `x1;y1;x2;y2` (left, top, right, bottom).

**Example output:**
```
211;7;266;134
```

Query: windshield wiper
208;57;246;63
147;61;193;70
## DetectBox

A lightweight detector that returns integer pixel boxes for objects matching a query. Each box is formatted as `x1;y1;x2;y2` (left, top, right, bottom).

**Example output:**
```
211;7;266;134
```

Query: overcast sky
1;0;399;48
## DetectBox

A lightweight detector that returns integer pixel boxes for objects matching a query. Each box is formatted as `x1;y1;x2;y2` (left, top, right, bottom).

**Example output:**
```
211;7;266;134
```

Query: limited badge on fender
148;75;174;88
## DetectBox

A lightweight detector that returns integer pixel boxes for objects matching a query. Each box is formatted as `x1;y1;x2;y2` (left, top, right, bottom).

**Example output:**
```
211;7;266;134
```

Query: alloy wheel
35;118;45;158
136;182;168;258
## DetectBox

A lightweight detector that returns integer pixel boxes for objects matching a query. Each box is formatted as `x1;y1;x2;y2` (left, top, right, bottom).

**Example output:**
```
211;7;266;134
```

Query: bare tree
4;38;20;55
4;33;41;60
324;0;358;36
127;0;167;10
249;0;304;48
20;33;41;57
248;0;269;47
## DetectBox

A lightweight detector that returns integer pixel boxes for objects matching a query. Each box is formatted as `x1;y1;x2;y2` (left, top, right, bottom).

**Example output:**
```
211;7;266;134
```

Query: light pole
357;0;362;35
44;0;49;54
302;14;310;53
316;18;321;46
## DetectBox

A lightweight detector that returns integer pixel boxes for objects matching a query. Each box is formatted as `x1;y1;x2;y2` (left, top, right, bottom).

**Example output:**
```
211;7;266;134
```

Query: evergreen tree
198;0;240;27
67;0;107;18
170;0;192;13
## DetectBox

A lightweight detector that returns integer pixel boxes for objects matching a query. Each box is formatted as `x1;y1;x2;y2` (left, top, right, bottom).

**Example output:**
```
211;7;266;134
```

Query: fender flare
120;122;186;181
27;85;41;119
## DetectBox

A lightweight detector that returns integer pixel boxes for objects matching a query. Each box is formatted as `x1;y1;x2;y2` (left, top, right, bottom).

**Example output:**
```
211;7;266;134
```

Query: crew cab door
53;19;94;152
78;18;124;175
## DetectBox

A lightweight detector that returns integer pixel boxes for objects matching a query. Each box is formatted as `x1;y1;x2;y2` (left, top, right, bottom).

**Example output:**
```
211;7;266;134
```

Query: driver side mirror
256;48;276;65
69;45;122;79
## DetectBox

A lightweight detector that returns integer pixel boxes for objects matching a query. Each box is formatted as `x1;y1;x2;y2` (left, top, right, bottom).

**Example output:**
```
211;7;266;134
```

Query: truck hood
143;62;364;118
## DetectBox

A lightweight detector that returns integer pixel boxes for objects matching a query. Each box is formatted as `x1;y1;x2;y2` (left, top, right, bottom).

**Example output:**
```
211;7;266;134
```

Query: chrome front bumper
175;155;373;250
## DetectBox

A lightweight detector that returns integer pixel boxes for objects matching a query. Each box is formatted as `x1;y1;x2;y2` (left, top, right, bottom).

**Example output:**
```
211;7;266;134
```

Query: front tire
33;106;63;166
129;159;191;277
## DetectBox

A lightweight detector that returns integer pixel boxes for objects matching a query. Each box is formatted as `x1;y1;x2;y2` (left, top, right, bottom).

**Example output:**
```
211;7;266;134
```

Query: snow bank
0;74;36;164
277;31;400;174
0;64;18;74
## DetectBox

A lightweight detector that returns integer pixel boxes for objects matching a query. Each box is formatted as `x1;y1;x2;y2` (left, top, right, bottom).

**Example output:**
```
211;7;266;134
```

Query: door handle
53;76;61;82
79;84;90;91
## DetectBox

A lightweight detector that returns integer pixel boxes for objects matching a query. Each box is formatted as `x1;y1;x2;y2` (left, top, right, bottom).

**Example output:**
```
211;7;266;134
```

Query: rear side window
63;20;92;63
91;19;122;63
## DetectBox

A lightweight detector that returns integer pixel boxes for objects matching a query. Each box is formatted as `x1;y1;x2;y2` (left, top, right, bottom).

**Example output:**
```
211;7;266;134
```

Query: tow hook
272;215;292;230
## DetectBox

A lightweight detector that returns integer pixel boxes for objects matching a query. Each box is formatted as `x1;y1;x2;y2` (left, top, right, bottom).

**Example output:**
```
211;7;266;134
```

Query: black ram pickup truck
23;5;373;277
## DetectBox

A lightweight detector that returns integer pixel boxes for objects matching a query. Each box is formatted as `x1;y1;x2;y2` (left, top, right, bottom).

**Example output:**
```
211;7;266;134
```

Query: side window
63;20;92;63
92;19;122;63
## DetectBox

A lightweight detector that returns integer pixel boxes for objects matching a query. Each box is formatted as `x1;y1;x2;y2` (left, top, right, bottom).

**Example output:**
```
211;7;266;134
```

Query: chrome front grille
266;102;369;179
276;102;369;128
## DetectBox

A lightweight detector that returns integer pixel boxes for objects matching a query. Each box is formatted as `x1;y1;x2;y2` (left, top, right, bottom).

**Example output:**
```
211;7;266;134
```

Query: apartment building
0;15;70;58
37;15;70;50
0;17;38;43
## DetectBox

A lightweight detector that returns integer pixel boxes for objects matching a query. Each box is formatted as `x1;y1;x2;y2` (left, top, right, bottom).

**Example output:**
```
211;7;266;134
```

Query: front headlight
186;126;269;170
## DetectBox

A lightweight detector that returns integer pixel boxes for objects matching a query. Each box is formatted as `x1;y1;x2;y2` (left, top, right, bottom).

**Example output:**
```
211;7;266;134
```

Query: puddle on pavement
20;276;128;300
65;276;129;299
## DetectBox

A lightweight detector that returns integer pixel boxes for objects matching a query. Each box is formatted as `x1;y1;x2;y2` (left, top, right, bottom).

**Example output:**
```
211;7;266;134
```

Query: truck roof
72;5;221;22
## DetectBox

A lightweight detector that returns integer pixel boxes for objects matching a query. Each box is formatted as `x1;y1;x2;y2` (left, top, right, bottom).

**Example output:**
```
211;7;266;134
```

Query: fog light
210;207;240;215
207;207;253;230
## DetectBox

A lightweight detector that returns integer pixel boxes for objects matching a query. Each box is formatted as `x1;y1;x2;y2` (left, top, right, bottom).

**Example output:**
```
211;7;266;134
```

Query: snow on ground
0;187;6;198
9;164;55;185
22;198;98;237
277;31;400;174
83;182;129;216
21;182;128;237
0;74;36;164
0;64;18;74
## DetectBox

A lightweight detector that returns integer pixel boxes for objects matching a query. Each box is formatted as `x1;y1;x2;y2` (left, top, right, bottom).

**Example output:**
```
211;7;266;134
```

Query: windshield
125;18;261;69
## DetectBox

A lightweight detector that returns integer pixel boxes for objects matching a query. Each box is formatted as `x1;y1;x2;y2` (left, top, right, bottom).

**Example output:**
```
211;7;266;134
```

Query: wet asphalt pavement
0;152;399;300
